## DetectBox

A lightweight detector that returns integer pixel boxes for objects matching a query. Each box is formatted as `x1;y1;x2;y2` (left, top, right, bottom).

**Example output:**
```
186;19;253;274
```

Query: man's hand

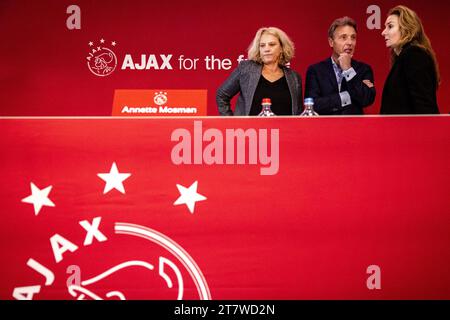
338;53;352;70
362;79;374;88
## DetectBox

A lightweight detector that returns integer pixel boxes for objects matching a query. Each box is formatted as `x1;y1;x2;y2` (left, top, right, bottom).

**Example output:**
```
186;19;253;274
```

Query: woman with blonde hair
380;5;440;114
216;27;302;116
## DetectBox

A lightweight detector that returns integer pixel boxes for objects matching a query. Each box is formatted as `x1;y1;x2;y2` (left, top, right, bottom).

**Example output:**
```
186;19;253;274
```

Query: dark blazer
305;58;376;115
216;60;303;116
381;43;439;114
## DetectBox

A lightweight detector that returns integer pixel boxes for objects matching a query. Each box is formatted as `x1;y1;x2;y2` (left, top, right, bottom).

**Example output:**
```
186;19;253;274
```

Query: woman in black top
249;75;292;115
216;27;302;116
380;5;440;114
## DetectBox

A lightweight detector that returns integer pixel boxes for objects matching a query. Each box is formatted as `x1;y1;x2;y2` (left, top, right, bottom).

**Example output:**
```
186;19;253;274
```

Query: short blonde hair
247;27;295;66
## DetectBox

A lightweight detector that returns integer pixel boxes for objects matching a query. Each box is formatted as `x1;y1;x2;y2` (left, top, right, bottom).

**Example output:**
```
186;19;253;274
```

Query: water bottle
258;98;275;117
300;97;319;116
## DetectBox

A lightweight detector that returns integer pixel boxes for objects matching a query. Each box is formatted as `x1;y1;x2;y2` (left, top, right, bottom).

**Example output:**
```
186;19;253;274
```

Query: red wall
0;0;448;115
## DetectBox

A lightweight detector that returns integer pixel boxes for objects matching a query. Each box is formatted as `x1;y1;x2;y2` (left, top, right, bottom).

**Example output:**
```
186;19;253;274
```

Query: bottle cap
262;98;271;104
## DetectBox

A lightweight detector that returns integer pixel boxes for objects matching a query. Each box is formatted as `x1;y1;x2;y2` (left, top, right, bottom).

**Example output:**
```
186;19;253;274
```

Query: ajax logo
154;91;168;106
65;222;211;300
13;220;211;300
86;39;118;77
14;162;211;300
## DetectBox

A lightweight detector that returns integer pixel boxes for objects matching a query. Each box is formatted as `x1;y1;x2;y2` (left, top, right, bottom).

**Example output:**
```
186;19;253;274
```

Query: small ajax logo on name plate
154;91;168;106
86;39;118;77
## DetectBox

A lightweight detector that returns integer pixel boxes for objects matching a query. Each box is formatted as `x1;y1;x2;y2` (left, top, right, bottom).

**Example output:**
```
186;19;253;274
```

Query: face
382;15;402;51
328;25;357;57
259;32;282;65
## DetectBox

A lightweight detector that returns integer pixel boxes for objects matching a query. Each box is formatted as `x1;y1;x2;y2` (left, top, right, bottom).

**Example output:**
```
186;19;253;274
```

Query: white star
100;38;105;44
97;162;131;194
111;41;116;46
21;183;55;216
88;41;93;46
174;181;207;214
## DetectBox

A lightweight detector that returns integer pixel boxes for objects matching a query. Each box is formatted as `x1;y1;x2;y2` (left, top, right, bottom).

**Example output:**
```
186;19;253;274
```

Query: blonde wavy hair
247;27;295;66
388;5;440;85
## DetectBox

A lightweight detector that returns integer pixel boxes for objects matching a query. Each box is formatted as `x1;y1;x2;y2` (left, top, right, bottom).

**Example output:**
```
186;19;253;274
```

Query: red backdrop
0;0;448;116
